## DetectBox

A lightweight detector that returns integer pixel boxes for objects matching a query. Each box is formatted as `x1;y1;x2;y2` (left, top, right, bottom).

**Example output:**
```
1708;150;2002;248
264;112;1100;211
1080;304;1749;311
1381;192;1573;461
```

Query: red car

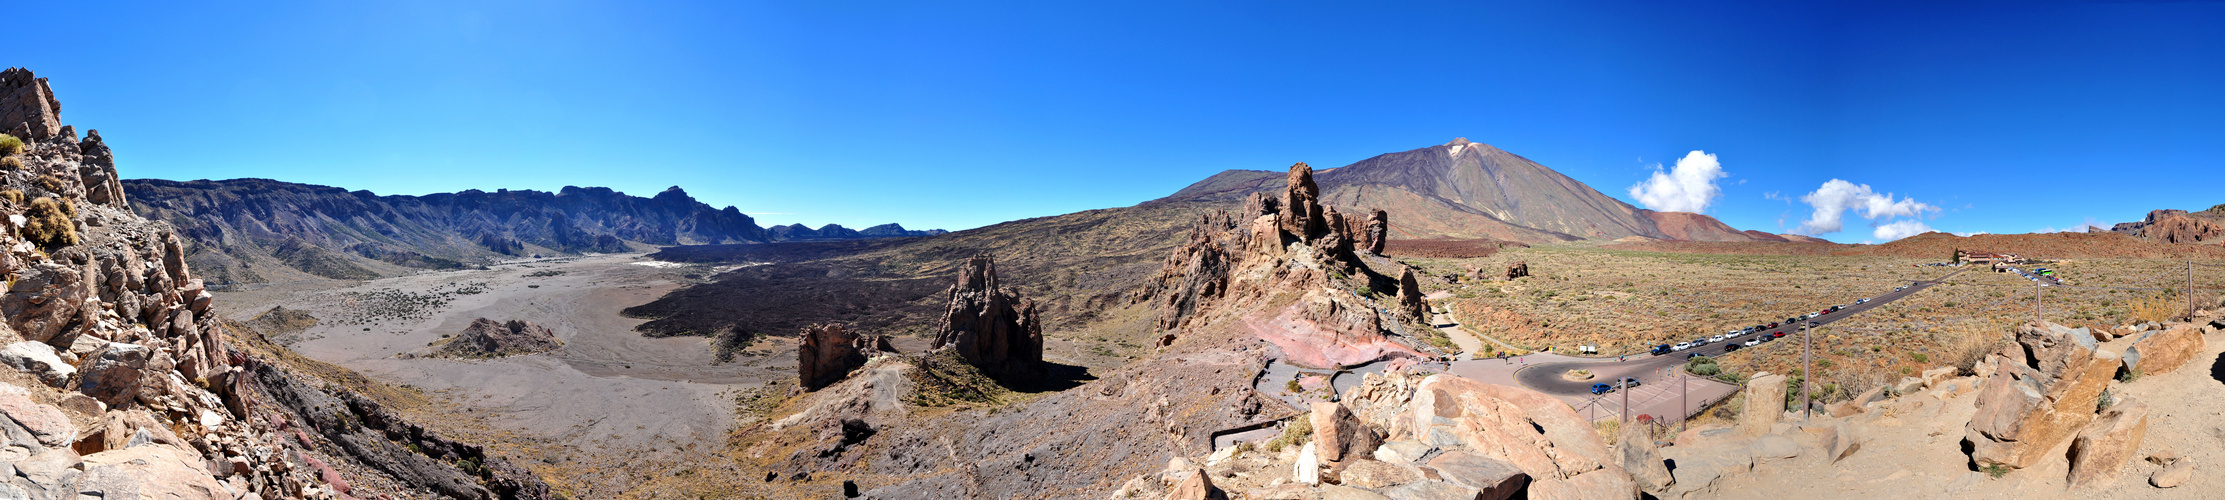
1771;332;1787;338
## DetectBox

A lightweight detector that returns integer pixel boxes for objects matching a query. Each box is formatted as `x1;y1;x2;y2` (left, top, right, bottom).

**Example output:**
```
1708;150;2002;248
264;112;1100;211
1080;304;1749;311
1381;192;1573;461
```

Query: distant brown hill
1158;138;1798;244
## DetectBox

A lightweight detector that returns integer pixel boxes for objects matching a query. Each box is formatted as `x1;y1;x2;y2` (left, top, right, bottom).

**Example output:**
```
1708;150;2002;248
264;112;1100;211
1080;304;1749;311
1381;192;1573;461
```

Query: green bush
22;197;77;248
1265;416;1315;452
1910;352;1930;363
1686;356;1721;376
0;134;21;156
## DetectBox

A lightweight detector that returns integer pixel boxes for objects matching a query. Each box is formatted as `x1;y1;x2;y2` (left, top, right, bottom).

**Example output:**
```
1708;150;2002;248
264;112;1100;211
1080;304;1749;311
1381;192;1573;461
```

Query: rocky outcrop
1148;213;1240;331
2123;324;2204;376
1363;209;1388;255
1396;267;1427;319
1338;371;1637;498
798;322;894;391
0;68;551;500
1506;261;1530;280
1964;322;2121;469
435;318;563;358
2113;209;2224;244
930;254;1044;378
0;67;62;141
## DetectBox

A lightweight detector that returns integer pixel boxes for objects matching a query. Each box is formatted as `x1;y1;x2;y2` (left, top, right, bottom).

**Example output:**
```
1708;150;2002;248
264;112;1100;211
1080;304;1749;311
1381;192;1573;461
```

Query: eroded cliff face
0;67;548;500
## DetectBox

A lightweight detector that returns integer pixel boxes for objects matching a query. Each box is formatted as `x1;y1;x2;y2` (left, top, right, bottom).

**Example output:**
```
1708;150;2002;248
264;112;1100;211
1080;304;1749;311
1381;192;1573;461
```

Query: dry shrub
0;134;21;156
32;174;65;194
0;157;20;171
22;197;77;248
2128;291;2183;324
0;189;21;206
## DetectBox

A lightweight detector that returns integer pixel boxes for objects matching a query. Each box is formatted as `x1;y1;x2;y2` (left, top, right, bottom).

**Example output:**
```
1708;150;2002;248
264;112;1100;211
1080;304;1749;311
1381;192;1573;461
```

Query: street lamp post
1802;321;1812;419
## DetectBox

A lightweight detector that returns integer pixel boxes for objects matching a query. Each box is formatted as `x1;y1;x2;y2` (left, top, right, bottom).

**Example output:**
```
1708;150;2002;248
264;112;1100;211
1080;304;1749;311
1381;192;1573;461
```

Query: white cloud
1874;219;1933;241
1795;179;1939;235
1952;231;1990;237
2036;217;2108;234
1628;151;1727;213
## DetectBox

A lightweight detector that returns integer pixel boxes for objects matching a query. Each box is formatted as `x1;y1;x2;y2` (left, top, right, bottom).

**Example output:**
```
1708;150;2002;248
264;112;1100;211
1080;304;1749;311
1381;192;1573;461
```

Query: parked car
1709;335;1726;343
1759;335;1775;343
1806;312;1820;319
1744;338;1761;347
1855;298;1869;304
1591;383;1614;395
1771;332;1788;338
1652;345;1672;355
1768;322;1780;328
1672;342;1692;351
1723;343;1742;352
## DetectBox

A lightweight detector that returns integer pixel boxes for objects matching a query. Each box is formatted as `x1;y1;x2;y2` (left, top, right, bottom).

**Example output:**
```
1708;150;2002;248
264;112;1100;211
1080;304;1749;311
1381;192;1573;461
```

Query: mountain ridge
123;177;943;284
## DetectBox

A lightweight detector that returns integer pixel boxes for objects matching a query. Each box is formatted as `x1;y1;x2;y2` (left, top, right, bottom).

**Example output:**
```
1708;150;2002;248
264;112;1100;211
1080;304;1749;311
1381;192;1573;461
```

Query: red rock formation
1397;267;1427;319
2131;210;2223;244
1363;209;1389;254
798;323;895;391
1281;163;1326;239
931;254;1044;377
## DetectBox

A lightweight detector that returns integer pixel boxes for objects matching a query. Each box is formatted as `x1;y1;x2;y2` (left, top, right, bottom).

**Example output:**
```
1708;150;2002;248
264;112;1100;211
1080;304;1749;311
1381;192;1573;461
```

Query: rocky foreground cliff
0;67;548;500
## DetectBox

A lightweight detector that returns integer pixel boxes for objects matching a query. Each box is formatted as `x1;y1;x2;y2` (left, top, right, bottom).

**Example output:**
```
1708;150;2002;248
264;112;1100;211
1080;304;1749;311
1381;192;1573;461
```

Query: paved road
1449;268;1965;421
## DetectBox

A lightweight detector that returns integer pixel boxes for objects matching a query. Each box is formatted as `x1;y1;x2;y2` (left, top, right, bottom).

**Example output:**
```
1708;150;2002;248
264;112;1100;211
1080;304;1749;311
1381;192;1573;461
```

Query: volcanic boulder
798;323;895;391
1506;261;1530;280
1964;321;2120;469
930;254;1044;378
438;318;562;358
2123;324;2204;376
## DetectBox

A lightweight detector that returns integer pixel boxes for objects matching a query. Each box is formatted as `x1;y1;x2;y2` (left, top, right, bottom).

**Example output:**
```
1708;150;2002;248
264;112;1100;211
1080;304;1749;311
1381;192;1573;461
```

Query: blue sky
10;1;2225;242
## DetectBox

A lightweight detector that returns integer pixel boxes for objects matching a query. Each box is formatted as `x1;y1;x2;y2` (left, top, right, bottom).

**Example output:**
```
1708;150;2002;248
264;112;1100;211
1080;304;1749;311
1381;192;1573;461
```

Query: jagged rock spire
931;254;1044;378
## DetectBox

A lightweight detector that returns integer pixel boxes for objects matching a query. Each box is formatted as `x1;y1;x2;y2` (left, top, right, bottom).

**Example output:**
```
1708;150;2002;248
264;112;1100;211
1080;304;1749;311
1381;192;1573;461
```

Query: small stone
1294;442;1321;485
2150;458;2194;488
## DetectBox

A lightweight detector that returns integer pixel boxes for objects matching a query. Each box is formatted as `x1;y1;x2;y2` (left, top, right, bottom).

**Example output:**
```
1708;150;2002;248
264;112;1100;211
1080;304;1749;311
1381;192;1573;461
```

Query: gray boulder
0;342;73;387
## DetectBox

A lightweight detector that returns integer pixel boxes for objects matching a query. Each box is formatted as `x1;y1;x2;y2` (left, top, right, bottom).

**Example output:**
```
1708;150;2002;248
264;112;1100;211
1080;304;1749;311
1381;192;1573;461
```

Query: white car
1726;330;1743;338
1708;335;1726;343
1855;298;1869;304
1744;338;1761;347
1672;342;1692;351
